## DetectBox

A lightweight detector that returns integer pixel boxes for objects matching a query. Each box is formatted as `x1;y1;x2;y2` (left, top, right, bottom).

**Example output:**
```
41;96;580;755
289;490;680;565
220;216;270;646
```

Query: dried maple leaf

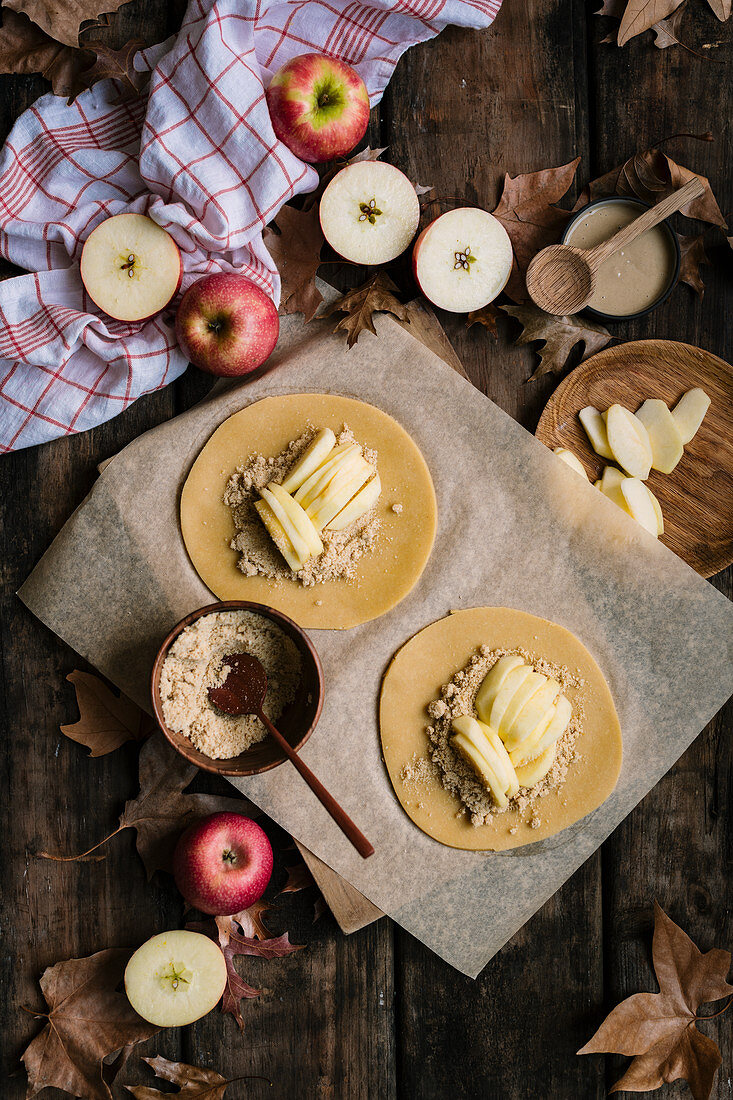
579;902;733;1100
500;302;612;380
21;948;158;1100
127;1054;268;1099
40;735;249;877
466;304;500;335
5;0;133;49
263;203;324;321
61;670;154;756
678;233;710;296
322;272;409;348
491;158;581;303
215;899;273;944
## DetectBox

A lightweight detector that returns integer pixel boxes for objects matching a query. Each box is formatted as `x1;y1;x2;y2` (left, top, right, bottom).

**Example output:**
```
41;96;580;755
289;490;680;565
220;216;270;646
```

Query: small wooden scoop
525;178;705;315
209;652;374;859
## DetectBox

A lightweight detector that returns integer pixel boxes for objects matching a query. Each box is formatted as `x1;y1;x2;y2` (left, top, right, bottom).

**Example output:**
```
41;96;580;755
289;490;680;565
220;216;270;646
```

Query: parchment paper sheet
20;312;733;977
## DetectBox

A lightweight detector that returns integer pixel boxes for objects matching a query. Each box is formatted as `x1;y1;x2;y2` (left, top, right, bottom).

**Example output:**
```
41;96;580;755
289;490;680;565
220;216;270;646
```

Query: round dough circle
380;607;623;851
181;394;437;630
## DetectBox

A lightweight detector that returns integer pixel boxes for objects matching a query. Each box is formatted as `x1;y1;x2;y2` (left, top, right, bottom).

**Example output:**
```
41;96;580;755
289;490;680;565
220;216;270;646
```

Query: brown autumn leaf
617;0;683;45
678;233;710;296
466;303;500;335
79;38;146;99
500;302;612;381
491;158;581;303
322;272;409;348
5;0;133;49
651;3;689;46
279;861;315;894
40;734;250;877
61;669;154;756
127;1054;265;1100
579;902;733;1100
215;899;273;944
263;203;324;321
0;9;91;97
21;948;158;1100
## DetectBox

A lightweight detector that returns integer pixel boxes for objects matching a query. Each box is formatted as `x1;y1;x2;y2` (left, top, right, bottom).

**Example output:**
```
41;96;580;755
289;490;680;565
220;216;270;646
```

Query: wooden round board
535;340;733;577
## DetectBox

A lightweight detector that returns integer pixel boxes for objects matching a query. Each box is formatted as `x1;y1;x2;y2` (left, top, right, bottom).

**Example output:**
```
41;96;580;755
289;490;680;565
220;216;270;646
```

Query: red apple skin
266;53;369;164
175;273;279;377
411;223;430;296
173;812;274;916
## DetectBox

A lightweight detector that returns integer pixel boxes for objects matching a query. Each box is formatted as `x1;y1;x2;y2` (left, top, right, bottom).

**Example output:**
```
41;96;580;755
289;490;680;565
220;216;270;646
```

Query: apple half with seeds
412;207;513;313
124;929;226;1027
319;161;420;264
80;213;182;322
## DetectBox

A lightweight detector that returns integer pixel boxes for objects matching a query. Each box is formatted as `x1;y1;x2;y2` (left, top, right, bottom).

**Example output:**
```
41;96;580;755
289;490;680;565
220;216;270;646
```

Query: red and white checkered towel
0;0;500;452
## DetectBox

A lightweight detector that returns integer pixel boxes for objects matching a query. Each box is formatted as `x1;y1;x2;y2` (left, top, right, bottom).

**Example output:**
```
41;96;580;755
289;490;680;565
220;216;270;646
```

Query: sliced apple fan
450;655;573;806
254;428;381;571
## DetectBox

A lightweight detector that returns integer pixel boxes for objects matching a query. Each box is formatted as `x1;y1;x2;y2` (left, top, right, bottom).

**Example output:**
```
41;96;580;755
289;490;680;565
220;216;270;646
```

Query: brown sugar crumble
424;645;585;829
223;425;382;587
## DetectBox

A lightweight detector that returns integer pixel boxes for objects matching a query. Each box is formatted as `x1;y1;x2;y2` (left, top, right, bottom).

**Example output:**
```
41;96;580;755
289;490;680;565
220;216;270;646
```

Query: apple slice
598;465;632;514
305;459;373;529
553;447;588;479
579;406;614;460
672;387;710;444
451;716;513;790
635;399;684;473
253;498;301;572
412;207;513;313
515;742;556;788
477;720;520;797
524;694;572;760
645;483;664;536
604;405;652;479
81;213;182;322
319;161;420;264
508;703;557;762
294;443;361;507
260;486;313;565
265;482;323;558
503;678;561;751
124;930;226;1027
451;722;509;808
325;472;381;530
474;655;526;723
496;671;547;737
619;477;658;537
281;428;336;493
485;664;534;731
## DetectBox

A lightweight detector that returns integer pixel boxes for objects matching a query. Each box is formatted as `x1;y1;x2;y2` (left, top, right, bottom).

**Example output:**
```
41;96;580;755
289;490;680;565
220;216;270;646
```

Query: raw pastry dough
181;394;437;629
380;607;622;850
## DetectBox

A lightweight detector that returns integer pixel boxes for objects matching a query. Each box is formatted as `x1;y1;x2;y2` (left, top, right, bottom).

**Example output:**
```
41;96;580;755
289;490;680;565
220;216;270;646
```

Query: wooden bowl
150;600;324;777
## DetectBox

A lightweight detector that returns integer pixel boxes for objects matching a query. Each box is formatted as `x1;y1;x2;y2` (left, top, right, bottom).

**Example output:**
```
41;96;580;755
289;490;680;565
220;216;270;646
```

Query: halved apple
319;161;420;265
503;678;561;751
265;482;323;558
80;213;182;322
604;405;652;479
281;428;336;493
671;387;710;444
496;671;547;737
325;472;381;531
579;406;614;461
635;399;683;474
515;742;556;788
124;930;226;1028
253;498;301;572
474;655;525;723
413;207;513;313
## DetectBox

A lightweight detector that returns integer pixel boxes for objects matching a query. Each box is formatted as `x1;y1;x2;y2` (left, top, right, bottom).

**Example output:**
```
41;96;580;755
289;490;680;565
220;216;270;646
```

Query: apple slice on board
319;161;420;265
635;399;684;474
124;930;226;1027
604;405;653;479
579;406;614;460
412;208;513;313
672;387;710;444
553;447;588;479
80;213;182;322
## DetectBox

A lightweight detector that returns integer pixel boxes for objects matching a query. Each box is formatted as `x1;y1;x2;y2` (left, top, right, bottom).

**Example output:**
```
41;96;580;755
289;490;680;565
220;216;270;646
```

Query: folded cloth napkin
0;0;500;453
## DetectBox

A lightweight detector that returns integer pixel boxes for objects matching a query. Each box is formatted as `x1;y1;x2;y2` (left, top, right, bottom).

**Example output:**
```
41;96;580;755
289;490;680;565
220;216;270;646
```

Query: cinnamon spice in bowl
151;600;324;777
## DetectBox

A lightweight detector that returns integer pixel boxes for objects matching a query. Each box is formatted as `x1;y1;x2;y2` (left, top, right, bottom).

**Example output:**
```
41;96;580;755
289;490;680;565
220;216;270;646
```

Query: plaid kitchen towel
0;0;501;453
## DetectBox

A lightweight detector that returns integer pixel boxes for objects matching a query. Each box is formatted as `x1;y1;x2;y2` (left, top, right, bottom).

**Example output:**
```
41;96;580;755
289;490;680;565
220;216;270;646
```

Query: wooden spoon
209;652;374;859
525;178;705;315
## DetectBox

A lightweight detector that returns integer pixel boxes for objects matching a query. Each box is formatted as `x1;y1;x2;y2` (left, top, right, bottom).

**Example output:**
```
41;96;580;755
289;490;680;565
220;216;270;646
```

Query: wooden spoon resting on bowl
525;177;705;315
209;652;374;859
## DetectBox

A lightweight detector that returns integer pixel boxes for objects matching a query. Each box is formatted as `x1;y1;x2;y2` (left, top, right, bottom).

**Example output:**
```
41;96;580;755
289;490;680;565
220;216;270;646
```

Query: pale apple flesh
635;399;684;474
553;447;588;479
319;161;420;265
281;428;337;493
175;273;279;377
172;812;273;916
80;213;182;322
266;53;370;164
672;387;710;444
603;405;653;479
412;208;513;313
124;930;227;1027
579;406;614;460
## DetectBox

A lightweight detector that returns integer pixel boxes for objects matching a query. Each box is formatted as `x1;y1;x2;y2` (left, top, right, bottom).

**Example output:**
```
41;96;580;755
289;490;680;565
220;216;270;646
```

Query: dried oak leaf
5;0;133;49
500;302;612;381
279;861;315;894
491;158;581;303
127;1054;261;1100
651;3;688;47
263;203;324;321
79;38;147;99
466;304;500;335
617;0;685;45
215;899;273;944
678;233;710;296
322;272;409;348
22;948;158;1100
0;9;92;97
61;669;155;756
579;902;733;1100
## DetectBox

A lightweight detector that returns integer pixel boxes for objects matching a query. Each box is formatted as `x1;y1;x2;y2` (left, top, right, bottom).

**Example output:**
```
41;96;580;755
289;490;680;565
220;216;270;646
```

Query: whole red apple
266;52;370;164
175;273;279;377
173;811;274;915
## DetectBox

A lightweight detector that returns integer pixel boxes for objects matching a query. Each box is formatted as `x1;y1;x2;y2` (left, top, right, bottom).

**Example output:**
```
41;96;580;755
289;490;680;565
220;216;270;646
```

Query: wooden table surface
1;1;731;1097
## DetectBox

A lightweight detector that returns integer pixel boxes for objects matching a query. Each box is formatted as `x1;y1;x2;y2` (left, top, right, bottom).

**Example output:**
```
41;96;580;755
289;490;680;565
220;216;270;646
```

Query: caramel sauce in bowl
562;197;680;321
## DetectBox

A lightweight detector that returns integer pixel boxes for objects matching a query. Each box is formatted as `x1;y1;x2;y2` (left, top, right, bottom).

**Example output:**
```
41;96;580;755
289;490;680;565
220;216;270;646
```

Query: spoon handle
257;709;375;859
586;178;705;268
